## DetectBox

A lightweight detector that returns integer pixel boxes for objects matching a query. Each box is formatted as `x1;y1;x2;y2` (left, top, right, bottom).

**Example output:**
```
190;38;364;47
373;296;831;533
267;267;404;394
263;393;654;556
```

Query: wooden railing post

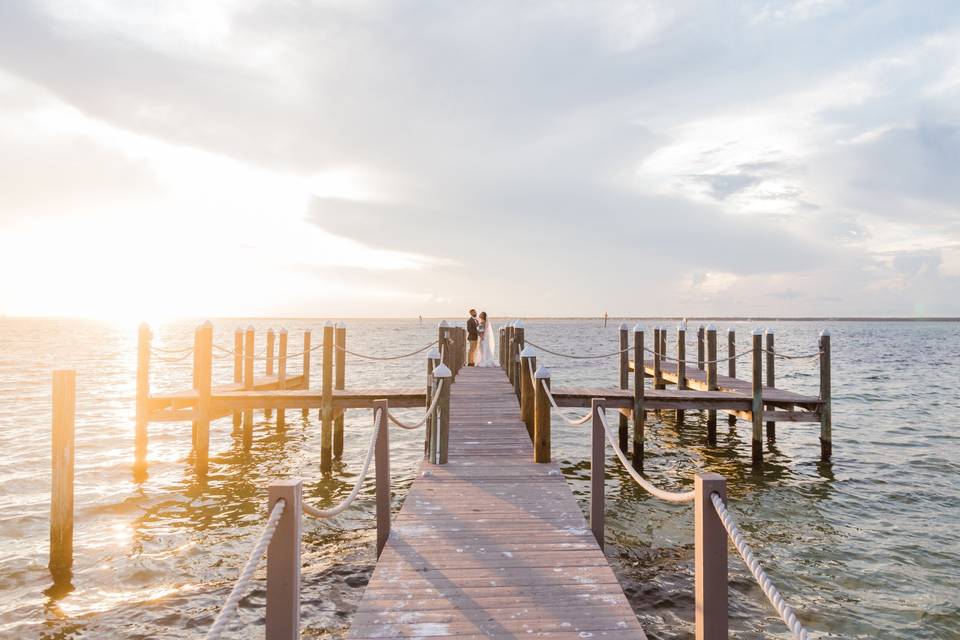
653;326;664;390
677;322;687;426
50;369;76;579
321;321;334;473
437;320;450;378
695;472;728;640
533;366;551;463
373;399;390;556
243;326;255;448
590;398;605;550
505;322;515;383
425;348;440;459
301;330;311;418
658;327;667;390
266;478;302;640
277;329;288;430
432;364;452;464
519;346;536;439
751;328;763;467
233;327;243;432
499;327;505;368
334;323;346;458
135;324;151;478
513;321;525;399
632;324;645;471
265;328;275;419
765;328;775;441
697;324;705;371
618;323;629;452
195;321;213;476
706;325;717;445
819;329;832;461
727;328;736;426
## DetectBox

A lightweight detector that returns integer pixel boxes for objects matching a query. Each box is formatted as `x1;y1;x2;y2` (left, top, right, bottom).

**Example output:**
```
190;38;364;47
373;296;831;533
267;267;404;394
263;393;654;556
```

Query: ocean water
0;318;957;639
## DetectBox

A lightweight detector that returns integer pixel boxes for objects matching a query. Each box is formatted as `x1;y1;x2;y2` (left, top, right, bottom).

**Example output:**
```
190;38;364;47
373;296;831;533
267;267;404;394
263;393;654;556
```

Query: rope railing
525;340;629;360
537;368;593;426
644;346;756;366
301;408;381;520
205;498;286;640
763;348;824;361
386;381;444;430
596;409;695;503
149;344;194;354
337;340;438;361
711;493;811;640
150;349;196;363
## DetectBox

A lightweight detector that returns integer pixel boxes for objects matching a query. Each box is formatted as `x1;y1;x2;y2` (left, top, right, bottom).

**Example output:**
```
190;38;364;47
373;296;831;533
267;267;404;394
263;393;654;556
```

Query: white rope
151;350;196;363
597;410;695;503
387;381;444;429
302;408;380;519
763;348;824;361
212;343;322;361
710;493;811;640
338;341;438;361
645;346;756;366
150;345;194;354
526;340;629;360
205;499;286;640
538;372;593;427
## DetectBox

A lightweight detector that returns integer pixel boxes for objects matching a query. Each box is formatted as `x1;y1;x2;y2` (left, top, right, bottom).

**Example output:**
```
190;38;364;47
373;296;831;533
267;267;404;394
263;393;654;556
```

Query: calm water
0;318;957;639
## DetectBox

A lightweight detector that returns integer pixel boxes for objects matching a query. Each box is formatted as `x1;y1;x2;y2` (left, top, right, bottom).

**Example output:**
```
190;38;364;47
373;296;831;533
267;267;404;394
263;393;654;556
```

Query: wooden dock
348;366;647;639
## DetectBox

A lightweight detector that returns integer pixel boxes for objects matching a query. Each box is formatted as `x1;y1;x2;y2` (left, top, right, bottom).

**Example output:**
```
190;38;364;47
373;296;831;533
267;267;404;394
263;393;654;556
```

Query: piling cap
766;327;775;335
632;323;645;333
438;320;449;328
534;365;551;379
514;319;524;328
235;326;244;333
427;347;441;359
619;323;628;331
432;363;452;378
727;327;736;334
247;324;255;331
520;345;536;357
678;321;687;331
324;320;333;327
199;320;212;329
752;327;764;336
279;327;288;334
706;324;716;332
820;328;831;337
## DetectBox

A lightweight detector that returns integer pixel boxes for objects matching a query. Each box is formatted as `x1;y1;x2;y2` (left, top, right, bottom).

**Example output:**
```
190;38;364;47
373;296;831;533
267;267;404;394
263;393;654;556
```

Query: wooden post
277;329;288;430
334;324;346;457
266;479;302;640
265;328;275;419
437;320;450;378
195;322;213;476
590;398;605;550
505;322;514;384
243;326;255;448
135;324;151;478
820;329;832;461
751;329;763;466
632;325;645;471
233;327;243;432
321;322;334;473
727;328;736;427
499;327;505;368
301;330;311;418
50;370;75;578
706;325;717;445
618;324;629;452
433;364;452;464
659;328;667;390
695;472;728;640
520;346;536;439
653;326;664;390
513;321;525;399
697;325;705;371
425;349;440;459
191;327;200;448
373;399;390;556
533;366;551;463
677;322;687;425
765;328;775;441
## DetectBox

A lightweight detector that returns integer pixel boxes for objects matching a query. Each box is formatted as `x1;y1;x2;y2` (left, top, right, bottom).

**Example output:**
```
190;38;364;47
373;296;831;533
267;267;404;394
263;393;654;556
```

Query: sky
1;0;958;320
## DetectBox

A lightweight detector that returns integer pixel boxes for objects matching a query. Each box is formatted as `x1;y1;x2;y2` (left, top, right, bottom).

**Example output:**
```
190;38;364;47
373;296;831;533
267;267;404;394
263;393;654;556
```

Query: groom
466;308;479;366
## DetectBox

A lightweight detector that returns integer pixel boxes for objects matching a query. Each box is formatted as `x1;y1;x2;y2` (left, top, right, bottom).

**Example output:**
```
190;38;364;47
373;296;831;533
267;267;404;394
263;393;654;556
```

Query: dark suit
467;316;479;365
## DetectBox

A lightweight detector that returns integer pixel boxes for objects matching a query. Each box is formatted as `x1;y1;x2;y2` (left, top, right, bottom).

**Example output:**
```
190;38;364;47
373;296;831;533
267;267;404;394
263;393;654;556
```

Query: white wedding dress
477;320;498;367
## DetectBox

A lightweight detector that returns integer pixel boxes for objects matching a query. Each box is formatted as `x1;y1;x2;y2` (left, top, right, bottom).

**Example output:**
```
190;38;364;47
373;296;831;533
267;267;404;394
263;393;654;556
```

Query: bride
476;311;498;367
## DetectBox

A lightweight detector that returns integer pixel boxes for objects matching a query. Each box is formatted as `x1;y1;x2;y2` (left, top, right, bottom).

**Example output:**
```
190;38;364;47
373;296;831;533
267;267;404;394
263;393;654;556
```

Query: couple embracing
466;309;497;367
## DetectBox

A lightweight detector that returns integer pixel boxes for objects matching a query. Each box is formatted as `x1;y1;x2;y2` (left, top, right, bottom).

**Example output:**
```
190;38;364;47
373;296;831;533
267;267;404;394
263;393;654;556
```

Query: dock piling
654;326;664;390
632;325;645;471
727;328;736;427
135;324;150;478
233;327;243;432
425;349;440;458
706;325;717;444
697;324;705;371
265;328;275;419
243;326;255;447
266;479;302;640
513;321;525;399
520;346;536;439
765;328;775;441
334;324;346;457
751;329;763;466
194;322;213;476
321;322;334;473
677;322;687;426
618;323;629;452
432;364;452;464
374;400;390;557
301;330;311;418
820;329;832;461
277;329;287;430
50;369;76;579
533;366;551;463
695;472;728;640
590;398;605;550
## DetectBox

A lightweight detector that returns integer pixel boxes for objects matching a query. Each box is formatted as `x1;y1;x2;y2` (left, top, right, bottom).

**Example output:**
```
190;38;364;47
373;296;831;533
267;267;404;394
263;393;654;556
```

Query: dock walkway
348;366;646;639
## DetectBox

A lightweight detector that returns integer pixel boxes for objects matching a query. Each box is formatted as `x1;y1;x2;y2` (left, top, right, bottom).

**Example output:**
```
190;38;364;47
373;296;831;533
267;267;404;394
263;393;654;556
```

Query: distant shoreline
3;315;959;322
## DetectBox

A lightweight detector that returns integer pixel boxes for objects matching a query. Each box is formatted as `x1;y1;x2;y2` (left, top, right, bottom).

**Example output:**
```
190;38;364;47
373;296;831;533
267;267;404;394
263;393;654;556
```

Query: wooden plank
347;366;646;639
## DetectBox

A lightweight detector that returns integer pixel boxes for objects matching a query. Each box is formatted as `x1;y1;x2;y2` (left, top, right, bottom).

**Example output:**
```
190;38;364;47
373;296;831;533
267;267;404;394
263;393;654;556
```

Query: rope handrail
525;340;629;360
763;347;824;361
337;340;438;361
644;346;756;366
386;380;444;430
150;344;194;354
537;367;593;426
205;498;286;640
302;408;381;519
711;493;811;640
211;344;296;360
597;409;695;503
150;349;196;363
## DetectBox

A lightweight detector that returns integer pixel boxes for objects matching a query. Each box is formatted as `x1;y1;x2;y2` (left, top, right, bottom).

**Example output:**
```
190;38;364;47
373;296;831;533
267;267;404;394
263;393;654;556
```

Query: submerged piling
50;370;75;579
